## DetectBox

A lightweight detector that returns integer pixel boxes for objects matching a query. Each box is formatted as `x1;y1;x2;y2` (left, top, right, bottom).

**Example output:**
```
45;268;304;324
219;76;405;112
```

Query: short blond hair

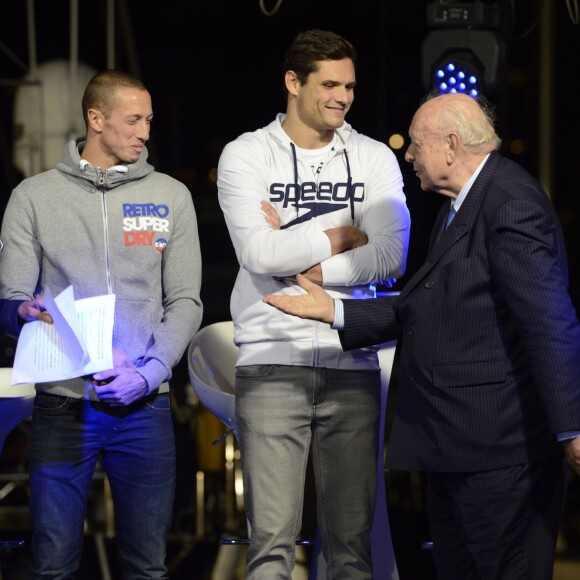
81;69;147;127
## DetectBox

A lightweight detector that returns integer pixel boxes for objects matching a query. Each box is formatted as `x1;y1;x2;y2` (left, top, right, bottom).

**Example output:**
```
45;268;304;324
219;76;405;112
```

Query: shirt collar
451;153;490;212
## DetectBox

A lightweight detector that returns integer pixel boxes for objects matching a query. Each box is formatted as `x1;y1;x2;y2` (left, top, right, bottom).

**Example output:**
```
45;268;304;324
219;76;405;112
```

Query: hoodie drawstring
343;149;355;223
288;142;355;225
290;142;301;220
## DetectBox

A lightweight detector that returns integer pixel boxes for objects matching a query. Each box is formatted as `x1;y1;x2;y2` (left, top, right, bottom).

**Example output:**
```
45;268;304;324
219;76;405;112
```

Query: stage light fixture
421;2;506;97
433;53;481;97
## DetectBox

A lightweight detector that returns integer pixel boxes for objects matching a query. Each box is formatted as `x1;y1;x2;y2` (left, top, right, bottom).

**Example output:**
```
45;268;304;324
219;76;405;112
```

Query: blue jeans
235;365;381;580
28;392;176;579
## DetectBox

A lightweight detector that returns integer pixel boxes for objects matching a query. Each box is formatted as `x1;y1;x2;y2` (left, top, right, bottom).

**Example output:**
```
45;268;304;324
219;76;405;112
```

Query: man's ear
285;70;301;97
447;132;459;164
87;108;103;133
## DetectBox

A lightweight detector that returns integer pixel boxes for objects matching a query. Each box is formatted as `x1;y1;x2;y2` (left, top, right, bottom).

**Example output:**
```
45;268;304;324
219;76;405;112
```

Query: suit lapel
397;152;503;302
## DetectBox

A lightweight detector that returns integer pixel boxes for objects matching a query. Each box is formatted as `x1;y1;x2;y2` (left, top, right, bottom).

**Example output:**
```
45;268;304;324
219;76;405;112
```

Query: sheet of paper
73;294;115;374
11;287;115;385
44;285;90;371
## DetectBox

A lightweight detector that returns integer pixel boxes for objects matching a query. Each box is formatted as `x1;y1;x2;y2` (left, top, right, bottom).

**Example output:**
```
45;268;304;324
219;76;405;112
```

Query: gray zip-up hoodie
0;137;203;399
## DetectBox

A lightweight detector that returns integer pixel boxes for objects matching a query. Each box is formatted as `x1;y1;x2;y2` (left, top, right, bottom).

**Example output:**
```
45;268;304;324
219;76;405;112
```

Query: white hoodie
218;114;410;370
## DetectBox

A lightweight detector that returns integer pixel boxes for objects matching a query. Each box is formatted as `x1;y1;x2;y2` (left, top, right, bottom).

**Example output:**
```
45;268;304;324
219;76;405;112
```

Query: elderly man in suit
264;92;580;580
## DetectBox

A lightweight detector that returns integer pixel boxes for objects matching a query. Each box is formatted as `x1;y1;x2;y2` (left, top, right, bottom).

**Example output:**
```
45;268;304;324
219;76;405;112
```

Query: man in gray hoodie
0;69;203;578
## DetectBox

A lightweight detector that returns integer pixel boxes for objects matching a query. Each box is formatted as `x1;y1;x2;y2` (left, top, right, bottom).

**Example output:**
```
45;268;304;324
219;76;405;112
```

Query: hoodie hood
56;136;155;192
264;113;355;152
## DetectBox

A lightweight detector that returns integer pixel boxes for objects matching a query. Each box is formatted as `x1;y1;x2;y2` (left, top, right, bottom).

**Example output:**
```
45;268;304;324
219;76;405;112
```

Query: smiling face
86;87;153;168
284;58;355;147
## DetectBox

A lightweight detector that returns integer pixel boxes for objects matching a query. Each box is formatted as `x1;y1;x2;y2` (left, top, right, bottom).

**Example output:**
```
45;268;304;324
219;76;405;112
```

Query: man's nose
136;121;150;141
334;87;350;103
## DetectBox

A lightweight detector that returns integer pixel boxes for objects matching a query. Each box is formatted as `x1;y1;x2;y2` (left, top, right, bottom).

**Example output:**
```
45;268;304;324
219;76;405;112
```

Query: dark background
2;0;579;323
1;1;580;577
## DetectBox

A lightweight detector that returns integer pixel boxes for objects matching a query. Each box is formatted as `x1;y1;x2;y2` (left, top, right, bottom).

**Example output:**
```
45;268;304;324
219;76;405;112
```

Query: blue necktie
445;206;456;230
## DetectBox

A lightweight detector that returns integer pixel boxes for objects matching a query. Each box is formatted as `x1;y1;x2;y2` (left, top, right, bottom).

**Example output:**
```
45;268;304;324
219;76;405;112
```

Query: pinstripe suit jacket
340;152;580;472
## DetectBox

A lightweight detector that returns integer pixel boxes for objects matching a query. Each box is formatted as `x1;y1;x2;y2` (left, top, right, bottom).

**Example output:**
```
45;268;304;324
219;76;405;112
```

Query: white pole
69;0;79;140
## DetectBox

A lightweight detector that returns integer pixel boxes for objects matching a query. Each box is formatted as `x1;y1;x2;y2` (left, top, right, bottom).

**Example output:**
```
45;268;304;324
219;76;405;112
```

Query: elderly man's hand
263;273;335;324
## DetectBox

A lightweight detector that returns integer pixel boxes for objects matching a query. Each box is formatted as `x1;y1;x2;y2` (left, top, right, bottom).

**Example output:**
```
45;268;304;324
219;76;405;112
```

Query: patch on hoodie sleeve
0;239;3;252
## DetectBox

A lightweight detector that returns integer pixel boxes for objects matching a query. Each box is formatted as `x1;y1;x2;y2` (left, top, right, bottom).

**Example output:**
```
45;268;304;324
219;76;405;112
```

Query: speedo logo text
269;180;365;228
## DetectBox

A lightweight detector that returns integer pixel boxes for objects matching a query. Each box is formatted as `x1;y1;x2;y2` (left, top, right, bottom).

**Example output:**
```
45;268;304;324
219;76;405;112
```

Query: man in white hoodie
217;29;410;579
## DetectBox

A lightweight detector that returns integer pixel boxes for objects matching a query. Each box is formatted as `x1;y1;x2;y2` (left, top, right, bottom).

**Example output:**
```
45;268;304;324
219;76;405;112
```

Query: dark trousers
426;456;569;580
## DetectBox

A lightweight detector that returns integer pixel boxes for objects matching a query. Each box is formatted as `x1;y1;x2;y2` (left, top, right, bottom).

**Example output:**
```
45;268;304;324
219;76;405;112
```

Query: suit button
424;281;434;289
410;374;416;381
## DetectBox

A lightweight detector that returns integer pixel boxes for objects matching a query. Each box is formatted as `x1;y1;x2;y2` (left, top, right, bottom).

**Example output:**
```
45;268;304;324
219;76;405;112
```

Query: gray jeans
236;364;381;580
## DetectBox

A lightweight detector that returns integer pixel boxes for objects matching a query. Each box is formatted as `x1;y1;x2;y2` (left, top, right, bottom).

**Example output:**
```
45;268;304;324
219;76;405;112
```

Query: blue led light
433;59;481;96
